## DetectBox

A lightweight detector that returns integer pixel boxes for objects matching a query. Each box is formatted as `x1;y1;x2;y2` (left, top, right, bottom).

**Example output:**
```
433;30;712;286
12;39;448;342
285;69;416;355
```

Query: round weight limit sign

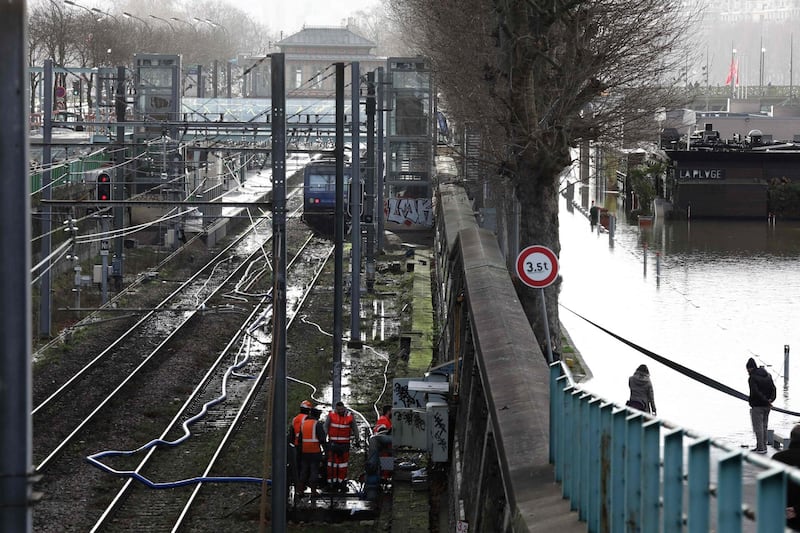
516;245;559;288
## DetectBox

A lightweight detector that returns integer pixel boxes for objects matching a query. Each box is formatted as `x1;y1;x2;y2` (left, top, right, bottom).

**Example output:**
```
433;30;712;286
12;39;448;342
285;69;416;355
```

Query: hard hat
301;400;313;409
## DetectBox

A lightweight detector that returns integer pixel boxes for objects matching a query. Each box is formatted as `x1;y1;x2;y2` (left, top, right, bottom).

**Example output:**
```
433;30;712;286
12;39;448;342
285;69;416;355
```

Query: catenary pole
267;52;287;531
376;67;385;252
333;62;345;405
40;60;53;337
365;71;376;292
0;1;34;530
350;61;362;346
114;65;125;291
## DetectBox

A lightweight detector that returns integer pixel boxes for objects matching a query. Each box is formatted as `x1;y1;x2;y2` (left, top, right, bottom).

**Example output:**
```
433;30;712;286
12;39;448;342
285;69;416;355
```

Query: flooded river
558;191;800;450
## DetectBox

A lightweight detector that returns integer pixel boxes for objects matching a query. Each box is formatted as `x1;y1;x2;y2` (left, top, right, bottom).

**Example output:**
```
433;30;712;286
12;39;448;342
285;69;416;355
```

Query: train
302;158;352;236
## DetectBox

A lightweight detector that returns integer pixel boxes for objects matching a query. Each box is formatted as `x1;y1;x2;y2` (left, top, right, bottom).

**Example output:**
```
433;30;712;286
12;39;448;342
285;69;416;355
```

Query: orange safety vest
374;414;392;434
328;410;354;444
291;413;307;445
300;418;322;454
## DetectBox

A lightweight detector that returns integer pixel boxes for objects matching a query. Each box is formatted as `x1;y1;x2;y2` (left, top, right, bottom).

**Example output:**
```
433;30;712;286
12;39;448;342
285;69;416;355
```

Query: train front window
307;174;334;191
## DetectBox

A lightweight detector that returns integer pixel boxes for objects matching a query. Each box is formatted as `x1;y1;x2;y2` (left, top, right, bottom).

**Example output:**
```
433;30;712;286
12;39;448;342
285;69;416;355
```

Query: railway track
33;212;277;471
87;235;334;531
31;168;410;531
31;179;308;531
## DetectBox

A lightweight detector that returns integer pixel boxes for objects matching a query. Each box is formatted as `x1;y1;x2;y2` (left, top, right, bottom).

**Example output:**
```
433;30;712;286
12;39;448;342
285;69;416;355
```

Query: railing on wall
549;362;800;533
437;179;800;532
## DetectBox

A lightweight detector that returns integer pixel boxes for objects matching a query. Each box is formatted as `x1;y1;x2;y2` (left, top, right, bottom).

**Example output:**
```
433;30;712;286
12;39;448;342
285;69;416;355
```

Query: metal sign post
515;245;560;363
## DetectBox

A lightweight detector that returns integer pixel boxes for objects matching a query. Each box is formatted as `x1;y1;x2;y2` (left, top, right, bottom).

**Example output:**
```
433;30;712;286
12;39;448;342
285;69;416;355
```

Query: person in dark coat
589;201;600;230
627;364;656;415
747;357;776;453
772;424;800;530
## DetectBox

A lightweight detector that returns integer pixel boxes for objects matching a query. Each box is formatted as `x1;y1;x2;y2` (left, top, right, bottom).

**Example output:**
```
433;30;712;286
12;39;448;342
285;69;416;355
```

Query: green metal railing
30;151;110;193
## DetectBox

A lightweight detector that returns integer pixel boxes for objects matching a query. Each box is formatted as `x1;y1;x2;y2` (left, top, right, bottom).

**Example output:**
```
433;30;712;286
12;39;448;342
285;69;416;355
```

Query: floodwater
558;191;800;450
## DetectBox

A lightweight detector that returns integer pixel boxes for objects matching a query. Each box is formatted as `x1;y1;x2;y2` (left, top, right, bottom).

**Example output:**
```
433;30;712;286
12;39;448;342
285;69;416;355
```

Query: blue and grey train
302;158;352;235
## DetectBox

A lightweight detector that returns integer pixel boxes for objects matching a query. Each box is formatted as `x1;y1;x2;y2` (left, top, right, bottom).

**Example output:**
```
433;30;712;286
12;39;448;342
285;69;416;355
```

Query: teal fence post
598;403;614;533
588;398;602;533
717;451;742;533
756;468;786;533
662;429;684;533
687;438;710;533
562;386;573;499
611;408;627;533
567;389;584;504
579;392;591;520
641;419;661;533
625;413;643;532
549;364;562;468
556;376;569;482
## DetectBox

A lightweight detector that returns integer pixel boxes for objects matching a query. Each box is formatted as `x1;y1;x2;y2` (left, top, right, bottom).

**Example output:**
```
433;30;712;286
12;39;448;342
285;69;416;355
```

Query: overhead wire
30;239;74;284
559;303;800;417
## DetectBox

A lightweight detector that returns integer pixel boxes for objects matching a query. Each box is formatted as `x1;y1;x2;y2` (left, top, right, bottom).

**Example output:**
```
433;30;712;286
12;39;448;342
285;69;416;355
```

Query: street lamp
91;7;119;23
123;12;152;31
149;14;176;32
64;0;99;20
194;17;229;37
170;17;197;33
760;46;766;96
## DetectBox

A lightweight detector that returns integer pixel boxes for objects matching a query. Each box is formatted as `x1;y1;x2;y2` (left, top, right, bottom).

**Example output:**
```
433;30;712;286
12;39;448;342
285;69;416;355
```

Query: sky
224;0;381;36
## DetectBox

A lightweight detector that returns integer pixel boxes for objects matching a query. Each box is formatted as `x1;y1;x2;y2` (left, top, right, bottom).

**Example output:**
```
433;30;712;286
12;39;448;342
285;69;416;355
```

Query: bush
768;178;800;219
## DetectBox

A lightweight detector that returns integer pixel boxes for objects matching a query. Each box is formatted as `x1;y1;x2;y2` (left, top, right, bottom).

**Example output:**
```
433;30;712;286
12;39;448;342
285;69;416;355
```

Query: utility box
391;378;450;455
92;264;112;283
427;401;449;462
392;407;427;449
392;378;426;410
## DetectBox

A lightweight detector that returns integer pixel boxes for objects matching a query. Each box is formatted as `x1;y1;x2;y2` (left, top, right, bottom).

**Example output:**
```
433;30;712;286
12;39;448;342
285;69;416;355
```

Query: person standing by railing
746;357;776;454
627;364;657;415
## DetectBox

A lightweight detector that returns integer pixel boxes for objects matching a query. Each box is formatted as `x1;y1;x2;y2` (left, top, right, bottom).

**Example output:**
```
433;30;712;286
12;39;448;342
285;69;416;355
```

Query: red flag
725;58;738;85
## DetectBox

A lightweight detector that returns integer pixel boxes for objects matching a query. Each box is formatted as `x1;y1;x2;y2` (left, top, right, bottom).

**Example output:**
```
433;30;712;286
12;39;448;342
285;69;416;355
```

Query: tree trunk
514;144;570;360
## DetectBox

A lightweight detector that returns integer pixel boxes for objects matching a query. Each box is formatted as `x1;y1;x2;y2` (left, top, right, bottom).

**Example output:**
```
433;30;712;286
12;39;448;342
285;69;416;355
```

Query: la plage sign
678;168;726;179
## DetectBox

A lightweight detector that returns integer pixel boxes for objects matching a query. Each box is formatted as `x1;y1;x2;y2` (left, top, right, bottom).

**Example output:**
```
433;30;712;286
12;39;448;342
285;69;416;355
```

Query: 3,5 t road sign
515;245;559;288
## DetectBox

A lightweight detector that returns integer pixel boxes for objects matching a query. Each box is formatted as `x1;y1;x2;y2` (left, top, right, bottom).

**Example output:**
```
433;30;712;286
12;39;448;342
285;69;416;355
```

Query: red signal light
97;172;111;201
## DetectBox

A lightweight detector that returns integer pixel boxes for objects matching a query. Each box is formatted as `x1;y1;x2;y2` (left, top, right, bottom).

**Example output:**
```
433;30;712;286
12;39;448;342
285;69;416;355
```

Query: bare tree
350;2;412;58
28;0;78;99
389;0;695;355
27;0;275;105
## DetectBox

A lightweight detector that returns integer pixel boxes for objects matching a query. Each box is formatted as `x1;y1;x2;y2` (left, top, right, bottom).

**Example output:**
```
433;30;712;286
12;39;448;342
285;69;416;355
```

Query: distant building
239;24;383;98
708;0;800;22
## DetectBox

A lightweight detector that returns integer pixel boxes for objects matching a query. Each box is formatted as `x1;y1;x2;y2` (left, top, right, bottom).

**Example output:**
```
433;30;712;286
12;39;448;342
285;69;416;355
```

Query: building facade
240;25;383;98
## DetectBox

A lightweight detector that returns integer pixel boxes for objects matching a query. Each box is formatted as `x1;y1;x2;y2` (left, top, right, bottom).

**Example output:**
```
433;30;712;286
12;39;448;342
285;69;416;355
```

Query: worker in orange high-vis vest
287;400;313;494
289;400;313;445
374;405;392;435
297;407;327;500
324;401;360;493
372;405;393;481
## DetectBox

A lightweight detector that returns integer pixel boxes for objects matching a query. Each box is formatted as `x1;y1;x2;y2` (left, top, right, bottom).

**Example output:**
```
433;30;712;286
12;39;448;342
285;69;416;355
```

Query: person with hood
772;424;800;530
627;364;656;415
747;357;776;453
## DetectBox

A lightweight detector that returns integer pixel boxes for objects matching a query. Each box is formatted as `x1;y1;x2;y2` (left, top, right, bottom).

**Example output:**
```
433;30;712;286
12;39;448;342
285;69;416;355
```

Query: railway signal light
96;172;111;201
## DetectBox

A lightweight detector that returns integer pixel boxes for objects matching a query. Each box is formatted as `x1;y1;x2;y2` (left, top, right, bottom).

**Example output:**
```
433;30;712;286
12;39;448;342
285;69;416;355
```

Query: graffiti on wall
385;197;434;227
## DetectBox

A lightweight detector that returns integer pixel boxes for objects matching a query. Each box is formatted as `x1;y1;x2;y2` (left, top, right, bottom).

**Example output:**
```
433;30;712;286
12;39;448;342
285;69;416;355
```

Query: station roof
277;27;375;50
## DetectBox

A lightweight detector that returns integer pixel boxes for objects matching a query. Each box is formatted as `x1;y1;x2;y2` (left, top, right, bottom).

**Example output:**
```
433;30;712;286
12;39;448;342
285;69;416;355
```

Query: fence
550;362;800;532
